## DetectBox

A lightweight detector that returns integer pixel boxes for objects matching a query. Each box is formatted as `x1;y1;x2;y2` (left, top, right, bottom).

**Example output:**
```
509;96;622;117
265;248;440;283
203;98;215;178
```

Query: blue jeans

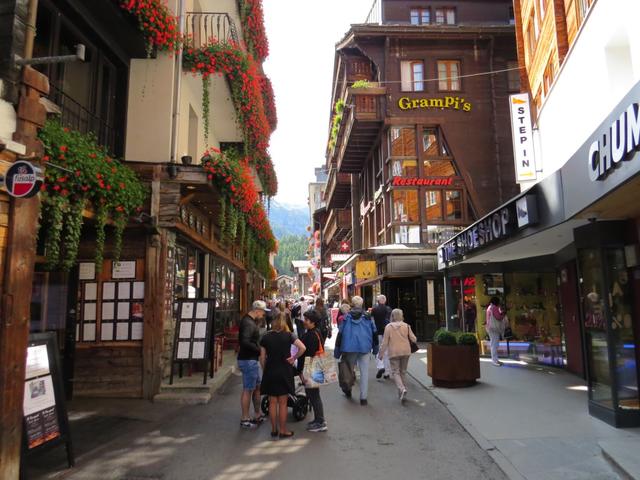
342;352;370;400
237;359;261;390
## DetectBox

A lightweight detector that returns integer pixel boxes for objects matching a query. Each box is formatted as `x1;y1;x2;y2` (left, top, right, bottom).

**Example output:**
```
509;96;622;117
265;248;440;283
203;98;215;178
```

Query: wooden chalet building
322;0;520;340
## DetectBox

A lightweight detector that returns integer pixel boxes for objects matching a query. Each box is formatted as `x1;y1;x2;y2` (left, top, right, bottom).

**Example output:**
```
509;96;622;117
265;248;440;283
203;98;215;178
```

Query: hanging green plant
328;98;346;150
218;195;227;242
38;120;147;271
237;214;246;252
202;75;211;143
225;204;239;242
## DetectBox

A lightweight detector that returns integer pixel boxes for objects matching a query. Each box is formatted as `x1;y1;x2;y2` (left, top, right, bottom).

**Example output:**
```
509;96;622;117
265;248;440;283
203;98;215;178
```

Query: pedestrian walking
337;296;377;405
259;314;306;438
312;297;331;344
291;297;305;338
485;296;507;366
297;309;328;432
371;295;392;379
336;301;350;326
378;308;417;402
237;300;270;428
278;301;294;333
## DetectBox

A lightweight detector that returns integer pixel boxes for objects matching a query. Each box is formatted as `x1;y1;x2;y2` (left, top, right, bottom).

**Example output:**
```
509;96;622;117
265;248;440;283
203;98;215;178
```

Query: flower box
427;343;480;388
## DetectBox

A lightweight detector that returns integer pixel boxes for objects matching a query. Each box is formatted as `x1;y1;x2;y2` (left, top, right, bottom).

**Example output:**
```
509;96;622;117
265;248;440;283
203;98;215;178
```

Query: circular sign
4;161;42;198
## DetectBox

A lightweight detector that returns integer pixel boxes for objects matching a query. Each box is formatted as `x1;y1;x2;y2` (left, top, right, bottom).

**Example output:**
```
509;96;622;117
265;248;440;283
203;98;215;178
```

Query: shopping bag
303;352;338;388
338;357;355;391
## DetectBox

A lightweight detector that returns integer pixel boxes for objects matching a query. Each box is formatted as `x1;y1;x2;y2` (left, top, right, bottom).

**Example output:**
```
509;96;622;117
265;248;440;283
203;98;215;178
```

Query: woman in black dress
259;313;305;438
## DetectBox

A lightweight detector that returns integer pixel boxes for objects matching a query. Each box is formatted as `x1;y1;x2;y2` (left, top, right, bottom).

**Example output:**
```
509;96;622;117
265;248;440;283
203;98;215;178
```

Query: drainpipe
489;35;504;204
24;0;39;58
169;0;186;164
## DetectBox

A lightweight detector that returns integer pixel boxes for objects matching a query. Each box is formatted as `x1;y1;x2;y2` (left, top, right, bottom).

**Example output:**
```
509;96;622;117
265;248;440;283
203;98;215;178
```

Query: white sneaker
492;361;503;366
400;389;407;402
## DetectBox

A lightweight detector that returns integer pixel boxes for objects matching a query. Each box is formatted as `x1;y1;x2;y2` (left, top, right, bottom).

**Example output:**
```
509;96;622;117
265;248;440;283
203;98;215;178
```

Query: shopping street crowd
235;294;418;438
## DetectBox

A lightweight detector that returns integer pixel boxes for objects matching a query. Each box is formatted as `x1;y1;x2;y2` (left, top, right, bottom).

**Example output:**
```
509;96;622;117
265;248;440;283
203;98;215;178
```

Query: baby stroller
260;376;308;421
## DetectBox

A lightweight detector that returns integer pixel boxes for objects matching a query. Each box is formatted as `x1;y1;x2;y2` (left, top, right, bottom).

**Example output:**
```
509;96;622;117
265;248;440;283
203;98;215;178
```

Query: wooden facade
322;0;519;339
514;0;595;115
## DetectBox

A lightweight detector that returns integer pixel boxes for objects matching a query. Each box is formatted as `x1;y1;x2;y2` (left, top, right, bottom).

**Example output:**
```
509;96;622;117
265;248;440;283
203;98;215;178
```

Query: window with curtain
437;60;461;91
435;7;456;25
400;61;425;92
392;189;419;223
394;226;421;244
425;191;443;220
390;127;416;156
410;8;430;25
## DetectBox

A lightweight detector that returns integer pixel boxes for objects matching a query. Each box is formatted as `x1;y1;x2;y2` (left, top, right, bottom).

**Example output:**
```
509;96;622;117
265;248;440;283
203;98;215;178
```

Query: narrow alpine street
30;362;506;480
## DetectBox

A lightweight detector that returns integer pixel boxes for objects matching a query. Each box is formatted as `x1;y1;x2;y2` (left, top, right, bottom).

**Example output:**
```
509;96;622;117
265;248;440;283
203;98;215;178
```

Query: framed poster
22;333;74;467
170;299;216;385
112;261;136;279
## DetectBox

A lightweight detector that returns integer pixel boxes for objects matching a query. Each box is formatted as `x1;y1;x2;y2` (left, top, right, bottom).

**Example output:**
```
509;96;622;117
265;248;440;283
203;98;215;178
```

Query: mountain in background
269;201;310;275
269;201;309;239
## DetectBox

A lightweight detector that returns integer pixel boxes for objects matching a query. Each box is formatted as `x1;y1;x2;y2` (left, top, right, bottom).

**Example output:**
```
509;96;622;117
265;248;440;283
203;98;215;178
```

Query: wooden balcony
335;86;386;173
323;208;352;246
325;167;351;210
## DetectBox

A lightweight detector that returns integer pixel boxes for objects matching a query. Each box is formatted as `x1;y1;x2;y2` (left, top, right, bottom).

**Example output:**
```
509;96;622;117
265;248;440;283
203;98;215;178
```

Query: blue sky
263;0;373;206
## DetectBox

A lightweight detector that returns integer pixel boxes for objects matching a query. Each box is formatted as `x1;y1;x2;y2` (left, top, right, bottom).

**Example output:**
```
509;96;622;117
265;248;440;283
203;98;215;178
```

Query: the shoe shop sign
588;102;640;181
437;194;538;268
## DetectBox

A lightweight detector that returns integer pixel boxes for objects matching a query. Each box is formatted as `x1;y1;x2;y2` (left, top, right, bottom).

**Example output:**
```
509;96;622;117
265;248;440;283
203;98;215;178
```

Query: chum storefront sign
398;96;472;112
588;102;640;181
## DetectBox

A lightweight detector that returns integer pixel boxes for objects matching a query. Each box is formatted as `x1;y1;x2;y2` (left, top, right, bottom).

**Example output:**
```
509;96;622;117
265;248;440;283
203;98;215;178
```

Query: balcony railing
325;166;351;209
185;12;239;48
324;208;352;245
48;83;121;156
364;0;381;24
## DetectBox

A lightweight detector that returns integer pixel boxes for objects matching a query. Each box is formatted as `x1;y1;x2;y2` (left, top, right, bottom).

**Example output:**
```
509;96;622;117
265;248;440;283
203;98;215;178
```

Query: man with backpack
371;295;392;379
291;297;304;338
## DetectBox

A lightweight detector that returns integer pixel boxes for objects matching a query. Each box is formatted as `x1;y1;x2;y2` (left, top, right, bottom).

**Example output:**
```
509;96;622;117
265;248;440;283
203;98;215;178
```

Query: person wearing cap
238;300;270;428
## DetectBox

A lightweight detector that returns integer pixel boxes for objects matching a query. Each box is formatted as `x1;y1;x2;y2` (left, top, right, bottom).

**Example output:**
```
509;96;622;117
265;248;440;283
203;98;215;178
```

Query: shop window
425;190;443;220
422;128;450;157
393;225;421;244
400;61;425;92
410;8;430;25
437;60;461;91
445;190;462;220
390;127;416;156
391;159;418;177
425;225;465;245
507;61;520;91
175;247;188;298
392;189;419;222
435;7;456;25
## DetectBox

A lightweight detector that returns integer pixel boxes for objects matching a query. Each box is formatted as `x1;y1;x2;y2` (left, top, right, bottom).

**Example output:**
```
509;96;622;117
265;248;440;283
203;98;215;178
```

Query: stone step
600;438;640;480
153;392;211;405
159;383;212;395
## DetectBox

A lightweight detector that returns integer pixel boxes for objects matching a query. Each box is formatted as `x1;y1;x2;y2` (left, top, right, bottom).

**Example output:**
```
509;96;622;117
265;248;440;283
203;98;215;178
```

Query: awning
334;252;360;274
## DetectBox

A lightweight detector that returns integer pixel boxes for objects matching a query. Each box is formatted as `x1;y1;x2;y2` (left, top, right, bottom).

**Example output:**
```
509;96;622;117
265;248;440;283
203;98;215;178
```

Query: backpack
291;304;302;320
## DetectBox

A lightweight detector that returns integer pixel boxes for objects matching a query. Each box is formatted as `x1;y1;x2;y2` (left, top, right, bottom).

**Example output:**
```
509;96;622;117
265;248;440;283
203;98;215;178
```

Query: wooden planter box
427;343;480;388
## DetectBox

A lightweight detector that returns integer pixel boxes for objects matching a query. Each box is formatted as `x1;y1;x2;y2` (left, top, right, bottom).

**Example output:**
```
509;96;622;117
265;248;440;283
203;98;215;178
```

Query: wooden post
0;194;40;479
142;166;166;399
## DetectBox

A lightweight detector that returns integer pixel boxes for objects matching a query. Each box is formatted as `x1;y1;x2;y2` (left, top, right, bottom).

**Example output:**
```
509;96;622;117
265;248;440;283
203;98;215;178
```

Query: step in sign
4;160;42;198
509;94;537;183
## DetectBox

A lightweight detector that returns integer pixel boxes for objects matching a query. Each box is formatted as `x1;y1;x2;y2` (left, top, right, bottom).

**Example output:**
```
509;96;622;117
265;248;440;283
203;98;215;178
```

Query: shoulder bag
406;325;419;353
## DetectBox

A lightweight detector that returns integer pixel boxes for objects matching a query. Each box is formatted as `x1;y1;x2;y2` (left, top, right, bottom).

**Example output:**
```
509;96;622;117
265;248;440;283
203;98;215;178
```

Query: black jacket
237;314;260;360
371;304;392;335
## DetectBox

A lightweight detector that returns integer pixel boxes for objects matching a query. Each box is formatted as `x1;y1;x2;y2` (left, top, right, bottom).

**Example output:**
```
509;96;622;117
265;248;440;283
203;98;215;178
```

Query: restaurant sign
392;177;454;186
398;96;472;112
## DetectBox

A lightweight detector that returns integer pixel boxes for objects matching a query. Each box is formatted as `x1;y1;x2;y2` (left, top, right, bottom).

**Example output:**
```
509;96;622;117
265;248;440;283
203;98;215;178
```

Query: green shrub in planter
457;333;478;346
434;328;457;346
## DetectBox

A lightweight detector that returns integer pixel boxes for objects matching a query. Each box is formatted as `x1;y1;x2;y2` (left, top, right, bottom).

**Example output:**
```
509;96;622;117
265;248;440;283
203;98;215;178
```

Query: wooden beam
0;195;40;479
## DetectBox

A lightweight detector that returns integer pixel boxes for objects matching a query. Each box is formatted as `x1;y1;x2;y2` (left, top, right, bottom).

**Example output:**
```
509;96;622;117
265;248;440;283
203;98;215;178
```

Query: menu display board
22;333;74;467
170;299;216;385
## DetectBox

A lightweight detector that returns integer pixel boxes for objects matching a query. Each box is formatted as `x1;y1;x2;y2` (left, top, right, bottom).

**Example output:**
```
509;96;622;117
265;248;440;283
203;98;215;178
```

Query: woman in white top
378;308;417;402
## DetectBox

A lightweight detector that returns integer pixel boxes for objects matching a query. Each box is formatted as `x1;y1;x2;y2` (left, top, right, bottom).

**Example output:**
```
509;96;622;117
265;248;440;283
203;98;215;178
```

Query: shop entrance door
383;278;434;341
559;262;584;377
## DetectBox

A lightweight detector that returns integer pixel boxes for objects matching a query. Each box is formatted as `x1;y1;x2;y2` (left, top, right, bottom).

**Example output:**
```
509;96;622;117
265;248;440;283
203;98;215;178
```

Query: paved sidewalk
407;349;640;480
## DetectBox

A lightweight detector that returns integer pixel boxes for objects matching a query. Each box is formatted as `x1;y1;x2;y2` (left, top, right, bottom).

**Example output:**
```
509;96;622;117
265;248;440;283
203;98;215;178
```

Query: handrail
185;12;239;47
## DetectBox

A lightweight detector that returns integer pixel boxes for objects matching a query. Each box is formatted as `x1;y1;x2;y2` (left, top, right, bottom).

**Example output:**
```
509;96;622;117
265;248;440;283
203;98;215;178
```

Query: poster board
22;333;74;469
170;299;216;385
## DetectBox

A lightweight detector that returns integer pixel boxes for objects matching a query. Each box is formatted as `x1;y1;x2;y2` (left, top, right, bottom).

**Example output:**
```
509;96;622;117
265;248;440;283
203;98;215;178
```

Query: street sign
4;160;42;198
509;94;537;183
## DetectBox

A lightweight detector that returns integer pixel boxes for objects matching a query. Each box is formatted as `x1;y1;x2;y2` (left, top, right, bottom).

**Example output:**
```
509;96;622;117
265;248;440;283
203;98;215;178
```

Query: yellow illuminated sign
355;261;377;280
398;96;472;112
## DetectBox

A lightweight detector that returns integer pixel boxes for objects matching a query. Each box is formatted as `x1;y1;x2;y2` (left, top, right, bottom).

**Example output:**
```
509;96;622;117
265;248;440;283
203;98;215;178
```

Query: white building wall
534;0;640;180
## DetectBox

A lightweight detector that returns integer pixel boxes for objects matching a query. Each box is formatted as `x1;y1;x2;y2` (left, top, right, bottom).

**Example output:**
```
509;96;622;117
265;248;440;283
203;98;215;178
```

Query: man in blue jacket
337;296;377;405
